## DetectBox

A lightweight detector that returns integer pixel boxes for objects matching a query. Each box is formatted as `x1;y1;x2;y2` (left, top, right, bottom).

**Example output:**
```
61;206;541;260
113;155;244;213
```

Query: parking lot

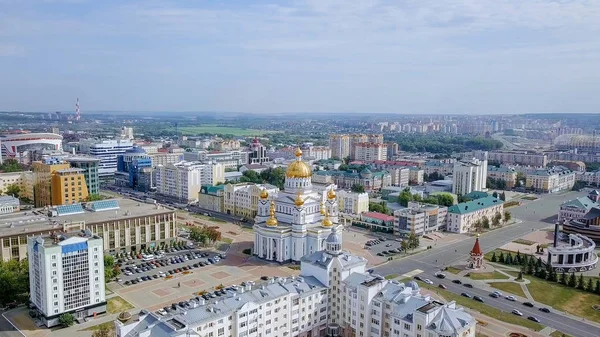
118;249;224;285
364;237;404;257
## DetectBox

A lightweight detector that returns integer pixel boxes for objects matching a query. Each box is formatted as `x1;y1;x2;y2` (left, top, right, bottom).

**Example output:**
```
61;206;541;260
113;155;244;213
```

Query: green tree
408;231;420;249
3;184;20;198
492;191;498;198
595;280;600;295
498;251;505;263
92;325;113;337
338;164;349;171
398;191;412;207
568;273;577;288
585;277;594;292
0;159;23;173
400;240;409;253
59;313;75;327
473;220;483;232
503;210;512;223
239;170;262;184
537;268;547;279
500;192;506;201
0;259;30;306
481;216;490;229
435;193;454;207
490;252;497;262
260;167;286;189
577;274;586;290
559;271;567;285
87;194;103;201
351;184;365;193
547;268;557;282
412;193;422;202
505;252;513;264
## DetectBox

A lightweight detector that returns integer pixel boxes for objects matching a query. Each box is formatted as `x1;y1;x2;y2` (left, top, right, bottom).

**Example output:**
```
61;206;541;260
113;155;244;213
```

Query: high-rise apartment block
452;158;488;196
337;190;369;215
28;230;106;327
80;140;134;178
155;161;225;202
64;157;100;195
329;134;384;159
32;158;89;207
354;142;388;161
488;150;548;167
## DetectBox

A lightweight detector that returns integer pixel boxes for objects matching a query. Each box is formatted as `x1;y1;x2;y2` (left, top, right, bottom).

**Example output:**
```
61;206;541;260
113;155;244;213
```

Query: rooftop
0;198;174;238
448;196;503;215
362;212;395;222
560;197;598;211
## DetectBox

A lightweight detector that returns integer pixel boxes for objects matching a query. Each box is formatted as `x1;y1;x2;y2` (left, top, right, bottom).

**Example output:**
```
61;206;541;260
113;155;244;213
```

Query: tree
3;184;20;198
595;280;600;295
59;313;75;327
0;259;30;306
473;220;483;232
537;268;547;279
492;191;498;198
398;191;412;207
87;194;103;201
481;217;490;229
500;192;506;201
585;277;594;292
503;210;512;223
408;231;420;249
505;252;513;265
92;325;113;337
490;252;497;262
577;274;586;290
498;251;505;264
338;164;349;171
568;273;577;288
436;193;454;207
559;271;567;285
351;184;365;193
412;193;422;202
0;159;23;173
239;170;262;184
400;240;409;253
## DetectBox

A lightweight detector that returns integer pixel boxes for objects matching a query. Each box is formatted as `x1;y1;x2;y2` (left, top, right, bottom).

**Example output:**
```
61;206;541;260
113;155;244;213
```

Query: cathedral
253;148;341;263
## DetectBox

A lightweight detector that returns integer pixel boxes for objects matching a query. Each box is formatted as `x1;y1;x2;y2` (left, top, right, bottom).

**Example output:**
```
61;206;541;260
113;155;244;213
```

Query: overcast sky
1;0;600;114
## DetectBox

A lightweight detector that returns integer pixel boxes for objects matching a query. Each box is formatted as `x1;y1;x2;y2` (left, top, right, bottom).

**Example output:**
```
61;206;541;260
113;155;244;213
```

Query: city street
0;311;23;337
375;191;599;337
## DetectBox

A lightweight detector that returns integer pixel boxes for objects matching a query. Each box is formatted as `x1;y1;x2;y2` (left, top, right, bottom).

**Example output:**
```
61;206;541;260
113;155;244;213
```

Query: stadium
554;134;600;152
0;133;63;164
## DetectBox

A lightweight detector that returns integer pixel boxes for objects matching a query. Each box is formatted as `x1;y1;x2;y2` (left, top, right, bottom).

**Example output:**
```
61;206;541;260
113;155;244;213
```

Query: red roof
471;237;483;256
362;212;395;222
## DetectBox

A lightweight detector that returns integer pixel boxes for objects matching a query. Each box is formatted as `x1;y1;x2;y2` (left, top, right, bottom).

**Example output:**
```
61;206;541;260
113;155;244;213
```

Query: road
0;311;24;337
375;191;599;337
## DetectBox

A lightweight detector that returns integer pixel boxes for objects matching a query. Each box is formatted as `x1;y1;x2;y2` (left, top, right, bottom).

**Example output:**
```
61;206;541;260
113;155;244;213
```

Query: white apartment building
150;152;183;167
0;171;34;200
394;202;448;236
354;143;388;162
452;158;488;196
526;166;575;193
155;161;225;202
304;146;332;160
409;167;424;185
28;230;106;327
337;190;369;215
223;182;279;219
80;140;133;178
447;196;504;233
576;171;600;186
183;150;249;170
116;228;476;337
388;167;410;187
120;126;134;140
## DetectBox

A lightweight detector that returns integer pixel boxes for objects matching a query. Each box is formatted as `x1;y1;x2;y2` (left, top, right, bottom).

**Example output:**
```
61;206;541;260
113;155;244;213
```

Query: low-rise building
409;167;424;185
337;190;369;215
353;212;395;232
488;150;548;167
223;183;279;219
446;196;504;233
313;168;391;191
0;171;34;201
28;230;106;327
526;166;575;193
394;202;447;236
558;193;599;223
576;170;600;186
0;198;177;261
197;184;225;213
487;166;517;188
0;195;20;214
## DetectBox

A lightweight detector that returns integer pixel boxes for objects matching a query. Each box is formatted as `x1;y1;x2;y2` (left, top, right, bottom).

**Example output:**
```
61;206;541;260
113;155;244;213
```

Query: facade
547;223;597;272
337;190;369;215
313;168;392;191
488;150;548;167
329;134;384;160
487;166;517;188
155;161;225;202
81;140;134;178
353;143;387;162
0;198;177;261
249;138;269;164
149;152;183;167
64;157;100;195
32;158;89;207
0;171;34;200
0;133;63;164
28;231;106;327
183;150;248;170
355;212;395;232
576;170;600;186
526;166;575;193
120;126;134;140
558;194;599;223
0;195;20;214
116;227;476;337
223;183;279;219
115;147;153;191
253;148;341;263
452;158;488;196
446;196;504;233
409;167;424;185
197;184;225;213
388;167;410;187
394;202;447;236
423;161;454;176
214;139;241;151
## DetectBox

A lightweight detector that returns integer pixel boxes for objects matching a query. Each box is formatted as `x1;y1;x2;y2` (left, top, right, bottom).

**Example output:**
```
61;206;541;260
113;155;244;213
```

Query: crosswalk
399;269;423;279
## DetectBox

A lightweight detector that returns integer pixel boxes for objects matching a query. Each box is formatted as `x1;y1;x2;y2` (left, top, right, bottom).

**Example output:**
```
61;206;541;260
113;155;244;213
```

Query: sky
1;0;600;115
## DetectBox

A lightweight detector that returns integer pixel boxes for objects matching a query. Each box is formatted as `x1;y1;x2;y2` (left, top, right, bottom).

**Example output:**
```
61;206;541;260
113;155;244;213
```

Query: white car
511;309;523;316
505;295;516;301
124;271;133;276
158;271;166;277
424;279;434;285
493;291;503;296
157;309;167;316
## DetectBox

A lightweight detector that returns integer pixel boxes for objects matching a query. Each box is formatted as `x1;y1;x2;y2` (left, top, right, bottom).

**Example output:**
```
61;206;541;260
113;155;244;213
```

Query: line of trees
400;231;420;252
397;188;454;207
423;171;444;182
239;167;286;189
0;259;30;306
190;225;222;246
368;201;391;215
491;251;600;295
386;134;503;155
0;159;24;173
472;211;511;231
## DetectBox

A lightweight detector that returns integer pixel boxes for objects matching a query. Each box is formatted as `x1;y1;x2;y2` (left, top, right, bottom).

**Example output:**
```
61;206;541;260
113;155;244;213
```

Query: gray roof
300;250;367;270
561;197;598;211
427;305;473;334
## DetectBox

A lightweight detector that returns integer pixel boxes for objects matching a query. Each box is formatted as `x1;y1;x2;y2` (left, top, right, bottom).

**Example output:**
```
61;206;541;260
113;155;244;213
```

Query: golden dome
294;193;305;207
322;214;333;227
260;189;269;199
327;189;336;199
266;201;278;227
320;202;326;215
285;150;312;179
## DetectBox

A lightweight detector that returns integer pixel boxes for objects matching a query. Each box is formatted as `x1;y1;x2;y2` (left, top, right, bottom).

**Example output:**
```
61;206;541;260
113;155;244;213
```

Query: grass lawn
82;321;114;331
107;296;134;314
446;266;462;274
220;237;233;244
490;282;527;298
469;271;509;280
522;196;538;200
504;200;520;208
550;331;572;337
416;281;544;331
512;239;536;245
484;249;514;261
385;274;399;280
176;125;278;136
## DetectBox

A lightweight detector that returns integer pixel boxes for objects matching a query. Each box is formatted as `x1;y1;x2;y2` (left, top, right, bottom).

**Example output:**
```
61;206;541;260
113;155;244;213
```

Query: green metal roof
448;196;503;215
200;184;225;195
463;191;489;200
560;197;598;211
